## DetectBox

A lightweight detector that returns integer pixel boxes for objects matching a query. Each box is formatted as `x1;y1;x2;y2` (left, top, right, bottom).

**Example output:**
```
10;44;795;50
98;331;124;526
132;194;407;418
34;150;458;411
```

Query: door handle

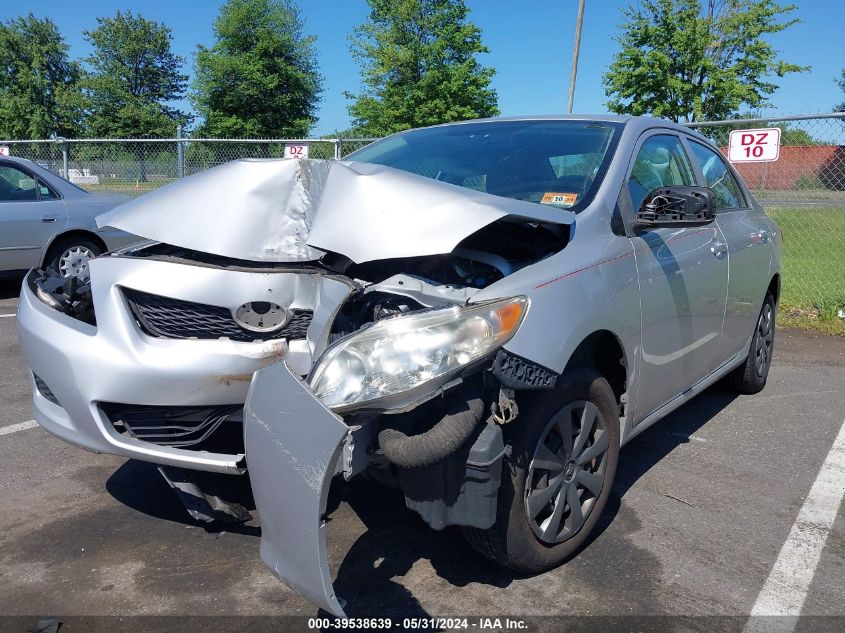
41;215;57;223
711;242;728;258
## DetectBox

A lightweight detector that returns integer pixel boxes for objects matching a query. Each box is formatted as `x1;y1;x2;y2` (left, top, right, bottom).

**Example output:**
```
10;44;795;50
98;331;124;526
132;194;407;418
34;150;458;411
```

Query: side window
37;178;58;200
688;141;746;210
0;165;39;202
627;135;695;210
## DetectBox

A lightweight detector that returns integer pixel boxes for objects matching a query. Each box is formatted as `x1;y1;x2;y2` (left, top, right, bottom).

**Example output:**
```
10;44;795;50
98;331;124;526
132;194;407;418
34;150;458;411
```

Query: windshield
348;120;621;212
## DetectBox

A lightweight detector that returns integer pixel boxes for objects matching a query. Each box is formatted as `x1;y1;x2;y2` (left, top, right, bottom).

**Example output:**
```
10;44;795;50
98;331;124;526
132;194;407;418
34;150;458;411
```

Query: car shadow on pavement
585;385;739;550
329;384;740;617
104;384;738;618
0;272;25;300
105;459;261;537
325;477;520;619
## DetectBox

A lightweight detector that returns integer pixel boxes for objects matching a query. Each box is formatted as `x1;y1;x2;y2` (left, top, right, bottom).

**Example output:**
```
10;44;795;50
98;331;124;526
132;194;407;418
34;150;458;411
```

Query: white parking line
0;313;16;318
0;420;38;436
744;416;845;632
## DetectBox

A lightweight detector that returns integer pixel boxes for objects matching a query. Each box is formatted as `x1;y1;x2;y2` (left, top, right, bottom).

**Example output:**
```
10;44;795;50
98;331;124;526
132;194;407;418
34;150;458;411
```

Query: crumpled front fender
244;362;348;616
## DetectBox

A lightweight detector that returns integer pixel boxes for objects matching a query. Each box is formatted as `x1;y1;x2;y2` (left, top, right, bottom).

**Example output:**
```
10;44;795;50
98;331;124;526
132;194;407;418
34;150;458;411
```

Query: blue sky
2;0;842;136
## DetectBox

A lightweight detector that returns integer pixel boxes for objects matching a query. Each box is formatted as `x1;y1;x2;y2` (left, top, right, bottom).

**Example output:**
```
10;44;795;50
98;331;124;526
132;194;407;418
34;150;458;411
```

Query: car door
0;162;69;271
626;132;729;424
685;137;773;362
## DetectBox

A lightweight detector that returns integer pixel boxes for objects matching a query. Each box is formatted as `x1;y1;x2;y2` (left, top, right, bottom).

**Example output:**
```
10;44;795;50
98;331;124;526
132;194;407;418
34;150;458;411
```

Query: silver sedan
16;115;781;616
0;156;136;280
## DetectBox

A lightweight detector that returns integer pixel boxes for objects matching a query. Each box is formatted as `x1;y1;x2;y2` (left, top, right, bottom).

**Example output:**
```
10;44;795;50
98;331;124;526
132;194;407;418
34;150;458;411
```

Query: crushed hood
97;158;575;264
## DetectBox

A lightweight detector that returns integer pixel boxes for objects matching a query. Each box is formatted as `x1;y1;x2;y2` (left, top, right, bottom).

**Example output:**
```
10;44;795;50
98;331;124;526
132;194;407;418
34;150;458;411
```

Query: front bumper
17;255;354;473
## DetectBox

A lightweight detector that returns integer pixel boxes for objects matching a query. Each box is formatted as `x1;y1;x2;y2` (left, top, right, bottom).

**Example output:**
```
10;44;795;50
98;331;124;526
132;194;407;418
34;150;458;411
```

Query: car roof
0;155;38;166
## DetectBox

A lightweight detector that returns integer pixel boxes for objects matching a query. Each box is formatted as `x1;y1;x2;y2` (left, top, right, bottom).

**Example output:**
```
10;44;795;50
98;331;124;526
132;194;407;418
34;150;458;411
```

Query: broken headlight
28;269;96;325
309;296;527;411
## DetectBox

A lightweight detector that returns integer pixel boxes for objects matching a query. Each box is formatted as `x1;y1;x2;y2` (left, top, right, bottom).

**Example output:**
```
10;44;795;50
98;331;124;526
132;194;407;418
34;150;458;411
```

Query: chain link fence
0;136;378;197
688;113;845;328
2;114;843;327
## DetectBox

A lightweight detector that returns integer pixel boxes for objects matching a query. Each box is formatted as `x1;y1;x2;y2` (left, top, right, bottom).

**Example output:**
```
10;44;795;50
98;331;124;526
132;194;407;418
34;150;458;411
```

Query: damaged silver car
17;116;782;615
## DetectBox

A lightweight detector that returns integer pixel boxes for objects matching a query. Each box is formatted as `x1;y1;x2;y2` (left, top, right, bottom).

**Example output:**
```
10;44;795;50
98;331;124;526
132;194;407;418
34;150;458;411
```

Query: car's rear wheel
725;292;776;394
46;236;102;283
464;369;619;572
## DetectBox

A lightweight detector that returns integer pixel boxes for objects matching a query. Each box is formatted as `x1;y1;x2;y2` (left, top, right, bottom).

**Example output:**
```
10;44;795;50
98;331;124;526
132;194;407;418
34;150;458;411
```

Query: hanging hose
378;391;486;469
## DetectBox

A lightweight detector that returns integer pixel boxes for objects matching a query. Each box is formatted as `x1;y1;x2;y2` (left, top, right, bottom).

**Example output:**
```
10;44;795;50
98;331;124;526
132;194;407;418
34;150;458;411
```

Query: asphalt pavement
0;273;843;631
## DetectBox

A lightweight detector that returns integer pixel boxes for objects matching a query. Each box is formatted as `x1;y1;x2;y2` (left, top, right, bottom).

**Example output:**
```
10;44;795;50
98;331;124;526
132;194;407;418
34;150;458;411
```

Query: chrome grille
123;288;312;342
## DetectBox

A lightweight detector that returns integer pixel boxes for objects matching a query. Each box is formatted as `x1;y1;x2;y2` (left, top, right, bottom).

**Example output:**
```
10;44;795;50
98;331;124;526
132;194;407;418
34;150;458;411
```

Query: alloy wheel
524;400;609;544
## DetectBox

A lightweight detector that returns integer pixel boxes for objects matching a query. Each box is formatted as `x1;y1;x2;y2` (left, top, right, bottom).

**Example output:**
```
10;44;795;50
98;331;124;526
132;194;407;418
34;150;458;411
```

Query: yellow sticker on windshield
541;192;578;207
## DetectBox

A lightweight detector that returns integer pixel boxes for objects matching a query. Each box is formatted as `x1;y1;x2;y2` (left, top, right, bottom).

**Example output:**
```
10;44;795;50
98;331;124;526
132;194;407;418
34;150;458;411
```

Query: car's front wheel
464;369;620;572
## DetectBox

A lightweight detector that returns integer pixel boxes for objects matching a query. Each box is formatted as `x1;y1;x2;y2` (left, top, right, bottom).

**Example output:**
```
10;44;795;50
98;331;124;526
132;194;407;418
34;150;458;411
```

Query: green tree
347;0;498;136
192;0;322;138
83;10;189;139
836;68;844;112
0;14;83;139
779;125;819;146
603;0;808;123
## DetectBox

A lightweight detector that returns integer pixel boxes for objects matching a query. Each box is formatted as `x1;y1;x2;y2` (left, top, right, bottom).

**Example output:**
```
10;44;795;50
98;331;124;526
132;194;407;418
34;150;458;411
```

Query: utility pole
567;0;586;114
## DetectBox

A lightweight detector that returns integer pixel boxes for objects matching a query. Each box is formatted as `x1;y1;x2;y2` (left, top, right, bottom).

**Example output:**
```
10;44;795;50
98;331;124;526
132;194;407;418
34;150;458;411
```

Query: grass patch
779;312;845;336
80;180;174;197
767;206;845;334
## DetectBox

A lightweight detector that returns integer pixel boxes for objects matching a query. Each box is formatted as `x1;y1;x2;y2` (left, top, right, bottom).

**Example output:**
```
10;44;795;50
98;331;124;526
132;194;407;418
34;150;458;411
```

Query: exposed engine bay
32;213;567;341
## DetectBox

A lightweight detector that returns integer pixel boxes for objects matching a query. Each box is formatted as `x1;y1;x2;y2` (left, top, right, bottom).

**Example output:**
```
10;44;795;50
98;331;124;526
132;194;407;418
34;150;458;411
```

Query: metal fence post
60;140;69;179
176;125;185;178
334;138;342;160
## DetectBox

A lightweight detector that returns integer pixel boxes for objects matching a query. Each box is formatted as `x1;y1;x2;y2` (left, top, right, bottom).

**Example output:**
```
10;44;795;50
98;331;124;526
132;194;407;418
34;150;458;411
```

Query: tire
45;236;102;282
725;292;776;395
464;369;620;573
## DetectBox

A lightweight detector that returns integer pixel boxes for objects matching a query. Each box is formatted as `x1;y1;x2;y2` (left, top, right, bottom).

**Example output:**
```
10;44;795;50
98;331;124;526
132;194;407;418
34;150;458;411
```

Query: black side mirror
635;186;715;228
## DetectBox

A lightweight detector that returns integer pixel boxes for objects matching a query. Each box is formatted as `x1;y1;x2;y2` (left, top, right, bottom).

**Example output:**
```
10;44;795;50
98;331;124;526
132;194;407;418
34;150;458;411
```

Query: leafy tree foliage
603;0;808;122
347;0;498;136
192;0;322;138
0;14;83;138
779;125;819;146
83;10;190;138
836;68;845;112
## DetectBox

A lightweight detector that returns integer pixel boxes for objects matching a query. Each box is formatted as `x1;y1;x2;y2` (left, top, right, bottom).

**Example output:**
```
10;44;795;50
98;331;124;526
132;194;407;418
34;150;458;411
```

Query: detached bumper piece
244;362;351;617
157;465;252;524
